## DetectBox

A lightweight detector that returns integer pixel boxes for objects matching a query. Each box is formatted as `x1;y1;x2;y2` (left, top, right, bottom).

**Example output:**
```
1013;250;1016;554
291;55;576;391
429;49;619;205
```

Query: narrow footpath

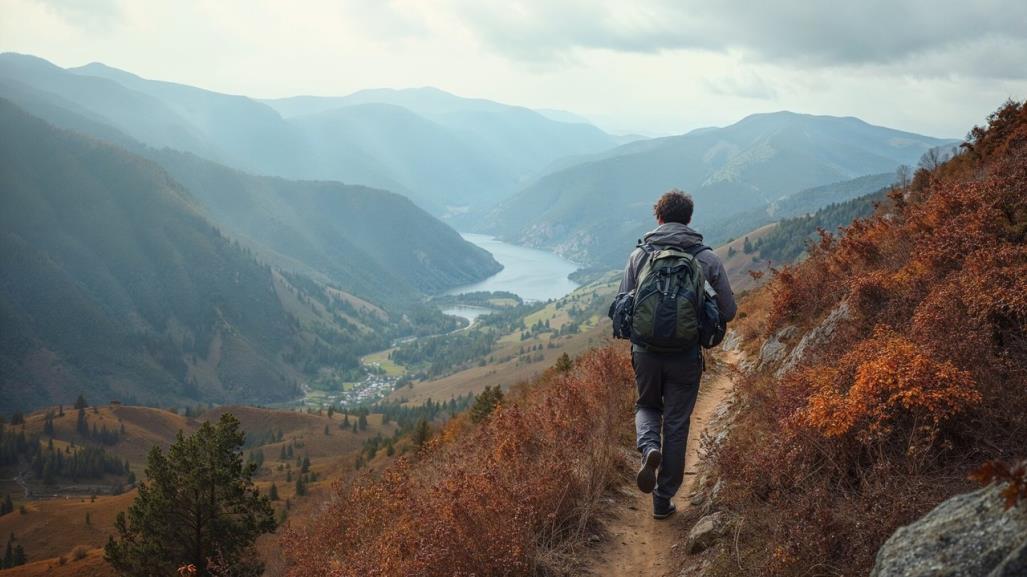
589;351;739;577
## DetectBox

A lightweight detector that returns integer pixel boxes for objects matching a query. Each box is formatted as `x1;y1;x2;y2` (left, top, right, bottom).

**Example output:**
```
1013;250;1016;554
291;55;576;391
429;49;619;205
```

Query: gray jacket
618;222;737;322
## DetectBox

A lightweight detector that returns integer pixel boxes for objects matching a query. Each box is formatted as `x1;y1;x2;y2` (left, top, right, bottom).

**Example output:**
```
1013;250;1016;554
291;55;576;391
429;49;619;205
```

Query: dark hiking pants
633;347;702;504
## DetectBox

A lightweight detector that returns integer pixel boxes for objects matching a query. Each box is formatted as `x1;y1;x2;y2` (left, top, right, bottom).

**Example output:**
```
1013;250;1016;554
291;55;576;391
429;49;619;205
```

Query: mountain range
482;111;955;266
0;53;623;217
0;94;502;412
0;51;962;412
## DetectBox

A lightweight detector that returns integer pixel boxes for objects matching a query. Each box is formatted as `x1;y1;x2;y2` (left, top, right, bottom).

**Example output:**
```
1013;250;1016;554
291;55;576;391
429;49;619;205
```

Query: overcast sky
2;0;1025;137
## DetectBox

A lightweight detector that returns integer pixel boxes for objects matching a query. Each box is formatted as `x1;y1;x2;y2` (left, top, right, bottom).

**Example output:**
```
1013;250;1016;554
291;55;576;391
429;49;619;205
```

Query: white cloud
0;0;1024;137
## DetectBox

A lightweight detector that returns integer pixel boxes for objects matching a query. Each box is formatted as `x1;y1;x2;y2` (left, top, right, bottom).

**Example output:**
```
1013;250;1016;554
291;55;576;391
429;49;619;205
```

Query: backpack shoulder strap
636;239;657;256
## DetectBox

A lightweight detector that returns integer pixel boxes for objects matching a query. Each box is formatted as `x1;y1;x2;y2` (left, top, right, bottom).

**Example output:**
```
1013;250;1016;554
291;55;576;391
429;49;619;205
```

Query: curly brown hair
653;189;694;225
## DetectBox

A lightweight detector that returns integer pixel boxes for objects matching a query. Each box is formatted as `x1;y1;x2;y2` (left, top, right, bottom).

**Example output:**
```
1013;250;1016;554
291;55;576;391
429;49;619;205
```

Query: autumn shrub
711;101;1027;577
281;346;634;577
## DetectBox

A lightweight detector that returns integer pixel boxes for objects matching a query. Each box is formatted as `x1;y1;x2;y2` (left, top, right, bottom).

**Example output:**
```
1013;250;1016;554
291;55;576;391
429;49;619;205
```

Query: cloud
33;0;123;31
704;70;778;100
441;0;1027;79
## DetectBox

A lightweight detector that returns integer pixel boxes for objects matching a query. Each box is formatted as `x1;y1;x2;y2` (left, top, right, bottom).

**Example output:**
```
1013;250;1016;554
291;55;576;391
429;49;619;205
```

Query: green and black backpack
608;241;726;350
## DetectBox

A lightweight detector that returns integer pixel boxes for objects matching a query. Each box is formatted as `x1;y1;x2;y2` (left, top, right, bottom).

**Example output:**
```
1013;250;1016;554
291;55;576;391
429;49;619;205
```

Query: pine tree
555;352;573;372
0;495;11;516
76;409;88;436
294;475;306;497
412;418;431;449
74;394;88;410
269;483;279;501
104;414;275;576
358;413;368;431
470;386;504;424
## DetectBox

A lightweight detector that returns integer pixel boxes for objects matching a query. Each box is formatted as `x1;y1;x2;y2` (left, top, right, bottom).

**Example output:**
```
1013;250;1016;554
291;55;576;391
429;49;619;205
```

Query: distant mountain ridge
0;53;622;216
483;110;955;266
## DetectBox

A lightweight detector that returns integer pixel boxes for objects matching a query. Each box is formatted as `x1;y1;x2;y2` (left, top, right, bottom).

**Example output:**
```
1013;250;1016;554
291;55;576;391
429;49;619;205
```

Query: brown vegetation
282;346;634;576
711;100;1027;576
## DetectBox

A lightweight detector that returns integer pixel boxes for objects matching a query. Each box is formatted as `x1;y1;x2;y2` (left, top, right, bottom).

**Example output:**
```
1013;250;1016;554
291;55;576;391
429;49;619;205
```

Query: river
441;234;580;322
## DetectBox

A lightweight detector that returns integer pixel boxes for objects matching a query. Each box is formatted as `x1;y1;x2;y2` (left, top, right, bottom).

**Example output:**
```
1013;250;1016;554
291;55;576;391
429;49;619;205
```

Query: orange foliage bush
713;101;1027;577
793;326;978;444
281;347;633;577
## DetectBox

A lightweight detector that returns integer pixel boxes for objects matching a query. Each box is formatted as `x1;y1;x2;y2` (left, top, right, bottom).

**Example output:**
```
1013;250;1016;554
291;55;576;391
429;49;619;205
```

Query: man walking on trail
619;189;737;519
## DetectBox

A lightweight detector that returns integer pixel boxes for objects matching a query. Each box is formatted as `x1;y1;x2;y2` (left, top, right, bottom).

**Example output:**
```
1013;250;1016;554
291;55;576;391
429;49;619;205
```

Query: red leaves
281;347;633;577
792;326;979;445
970;460;1027;509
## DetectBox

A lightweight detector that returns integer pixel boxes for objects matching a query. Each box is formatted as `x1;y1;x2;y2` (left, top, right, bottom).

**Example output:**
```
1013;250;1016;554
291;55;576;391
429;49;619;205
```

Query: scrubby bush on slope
282;347;633;577
713;101;1027;576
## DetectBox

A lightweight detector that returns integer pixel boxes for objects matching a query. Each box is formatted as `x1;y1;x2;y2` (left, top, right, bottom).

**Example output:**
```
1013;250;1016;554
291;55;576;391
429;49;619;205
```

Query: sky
2;0;1025;137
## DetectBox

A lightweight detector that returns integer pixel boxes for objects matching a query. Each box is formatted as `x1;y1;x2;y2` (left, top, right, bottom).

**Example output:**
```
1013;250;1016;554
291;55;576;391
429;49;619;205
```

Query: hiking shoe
636;447;662;494
653;499;676;520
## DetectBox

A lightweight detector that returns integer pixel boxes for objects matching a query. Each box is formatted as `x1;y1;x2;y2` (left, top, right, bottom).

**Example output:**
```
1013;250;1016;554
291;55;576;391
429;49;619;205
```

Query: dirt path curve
588;351;740;577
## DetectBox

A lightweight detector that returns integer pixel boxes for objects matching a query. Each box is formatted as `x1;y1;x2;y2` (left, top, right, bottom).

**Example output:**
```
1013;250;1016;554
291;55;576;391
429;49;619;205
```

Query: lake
446;233;580;303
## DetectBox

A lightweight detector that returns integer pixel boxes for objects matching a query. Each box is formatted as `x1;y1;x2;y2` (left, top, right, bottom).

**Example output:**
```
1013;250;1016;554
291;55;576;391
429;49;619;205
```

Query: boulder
870;483;1027;577
686;511;728;554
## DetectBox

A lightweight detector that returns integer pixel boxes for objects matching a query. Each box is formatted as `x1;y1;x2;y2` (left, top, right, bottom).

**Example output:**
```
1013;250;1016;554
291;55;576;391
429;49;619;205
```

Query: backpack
608;242;726;351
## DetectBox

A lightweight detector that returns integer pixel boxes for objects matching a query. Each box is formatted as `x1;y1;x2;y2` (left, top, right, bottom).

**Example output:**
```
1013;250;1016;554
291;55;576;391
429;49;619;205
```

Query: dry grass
707;101;1027;577
282;346;635;577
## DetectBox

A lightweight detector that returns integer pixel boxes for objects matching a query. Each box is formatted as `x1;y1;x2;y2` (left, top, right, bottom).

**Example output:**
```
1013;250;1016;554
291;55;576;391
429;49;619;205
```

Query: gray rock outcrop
870;483;1027;577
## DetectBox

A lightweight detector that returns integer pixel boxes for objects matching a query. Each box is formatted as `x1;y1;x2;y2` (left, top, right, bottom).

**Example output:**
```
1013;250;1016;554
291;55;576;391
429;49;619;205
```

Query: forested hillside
0;99;472;412
707;100;1027;576
484;111;951;266
146;149;500;302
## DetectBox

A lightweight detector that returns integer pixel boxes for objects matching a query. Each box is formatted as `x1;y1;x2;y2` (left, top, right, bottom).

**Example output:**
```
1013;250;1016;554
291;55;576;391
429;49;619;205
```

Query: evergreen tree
411;418;431;449
104;413;275;577
76;409;88;436
470;386;504;424
269;483;279;501
0;495;11;516
294;475;306;497
358;413;368;431
74;394;88;410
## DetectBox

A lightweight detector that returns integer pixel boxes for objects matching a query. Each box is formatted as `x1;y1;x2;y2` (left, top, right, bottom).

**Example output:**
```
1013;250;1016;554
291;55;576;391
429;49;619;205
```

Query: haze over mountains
0;51;960;412
0;53;624;217
483;112;955;266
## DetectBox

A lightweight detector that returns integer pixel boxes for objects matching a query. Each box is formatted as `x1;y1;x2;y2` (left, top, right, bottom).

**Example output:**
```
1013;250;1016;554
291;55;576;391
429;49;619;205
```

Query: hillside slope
701;100;1027;577
0;99;419;411
485;112;952;266
146;148;500;301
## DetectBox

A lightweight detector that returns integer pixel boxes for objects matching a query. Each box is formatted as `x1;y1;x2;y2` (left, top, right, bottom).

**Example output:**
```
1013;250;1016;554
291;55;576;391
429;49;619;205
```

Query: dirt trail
589;352;739;577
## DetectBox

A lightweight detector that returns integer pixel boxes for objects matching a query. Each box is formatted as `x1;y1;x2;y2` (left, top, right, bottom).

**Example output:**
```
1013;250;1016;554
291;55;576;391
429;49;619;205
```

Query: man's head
653;189;694;225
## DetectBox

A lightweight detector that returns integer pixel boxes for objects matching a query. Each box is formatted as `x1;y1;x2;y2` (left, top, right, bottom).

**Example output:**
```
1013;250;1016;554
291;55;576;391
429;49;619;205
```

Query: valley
0;34;1016;577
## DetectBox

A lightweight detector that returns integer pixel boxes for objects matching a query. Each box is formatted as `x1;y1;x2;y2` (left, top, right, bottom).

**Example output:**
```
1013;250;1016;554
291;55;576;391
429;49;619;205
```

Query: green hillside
146;149;501;302
0;99;469;413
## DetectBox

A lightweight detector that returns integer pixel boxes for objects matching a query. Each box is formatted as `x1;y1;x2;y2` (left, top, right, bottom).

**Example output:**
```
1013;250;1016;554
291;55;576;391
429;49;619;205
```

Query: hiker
615;189;736;519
